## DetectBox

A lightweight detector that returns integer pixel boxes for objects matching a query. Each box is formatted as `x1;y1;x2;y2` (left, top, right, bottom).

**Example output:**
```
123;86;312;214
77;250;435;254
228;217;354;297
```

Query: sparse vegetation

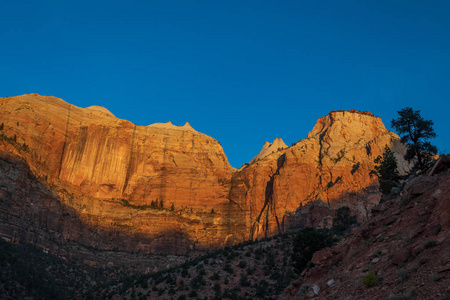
332;206;357;235
0;238;132;300
331;149;346;163
77;230;301;299
292;227;333;273
119;198;172;211
362;272;379;288
0;132;30;152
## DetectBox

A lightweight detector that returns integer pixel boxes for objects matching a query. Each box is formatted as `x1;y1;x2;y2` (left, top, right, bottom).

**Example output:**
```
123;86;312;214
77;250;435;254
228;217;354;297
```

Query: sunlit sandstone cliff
231;110;409;240
0;95;409;254
249;138;288;164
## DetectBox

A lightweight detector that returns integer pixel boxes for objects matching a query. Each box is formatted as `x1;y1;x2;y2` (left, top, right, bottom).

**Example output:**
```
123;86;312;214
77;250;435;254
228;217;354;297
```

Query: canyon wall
231;110;409;240
0;94;409;254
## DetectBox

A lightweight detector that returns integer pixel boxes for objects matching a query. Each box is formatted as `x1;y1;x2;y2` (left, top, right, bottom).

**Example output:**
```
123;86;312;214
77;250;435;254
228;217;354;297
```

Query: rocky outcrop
0;95;410;254
0;94;235;254
0;152;186;270
0;94;232;207
281;156;450;300
249;138;288;164
230;110;410;240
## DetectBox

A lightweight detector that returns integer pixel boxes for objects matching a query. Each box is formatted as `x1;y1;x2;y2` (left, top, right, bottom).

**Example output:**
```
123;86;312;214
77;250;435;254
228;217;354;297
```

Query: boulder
311;248;334;265
412;245;423;257
405;176;438;198
428;155;450;176
391;248;410;265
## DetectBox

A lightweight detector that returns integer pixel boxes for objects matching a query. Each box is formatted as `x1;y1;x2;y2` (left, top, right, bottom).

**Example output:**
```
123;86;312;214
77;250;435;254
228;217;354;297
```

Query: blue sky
1;1;449;167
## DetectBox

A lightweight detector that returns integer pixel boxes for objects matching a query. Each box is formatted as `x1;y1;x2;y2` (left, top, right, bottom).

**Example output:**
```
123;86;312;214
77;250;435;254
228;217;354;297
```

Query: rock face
0;95;409;254
281;157;450;300
230;110;409;239
0;94;234;254
249;138;288;164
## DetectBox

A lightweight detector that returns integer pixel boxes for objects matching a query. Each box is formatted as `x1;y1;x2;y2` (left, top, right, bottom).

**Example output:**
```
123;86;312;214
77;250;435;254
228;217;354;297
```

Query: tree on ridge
391;107;437;170
371;146;400;195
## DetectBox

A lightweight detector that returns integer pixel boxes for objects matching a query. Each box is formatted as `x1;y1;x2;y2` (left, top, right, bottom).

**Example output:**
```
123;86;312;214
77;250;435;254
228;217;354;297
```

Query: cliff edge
0;95;409;254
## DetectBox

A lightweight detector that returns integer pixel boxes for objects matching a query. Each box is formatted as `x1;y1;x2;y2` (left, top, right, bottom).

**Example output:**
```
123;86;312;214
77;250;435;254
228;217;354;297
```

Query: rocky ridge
1;158;446;300
281;156;450;299
0;94;409;254
249;138;288;165
230;110;410;240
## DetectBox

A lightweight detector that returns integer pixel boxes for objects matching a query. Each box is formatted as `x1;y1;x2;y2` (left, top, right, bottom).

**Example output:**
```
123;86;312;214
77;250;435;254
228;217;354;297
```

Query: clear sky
1;1;449;168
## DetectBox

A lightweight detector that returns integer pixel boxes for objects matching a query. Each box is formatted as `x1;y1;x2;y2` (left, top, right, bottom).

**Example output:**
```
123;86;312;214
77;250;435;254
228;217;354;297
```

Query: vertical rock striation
0;95;409;254
230;110;410;239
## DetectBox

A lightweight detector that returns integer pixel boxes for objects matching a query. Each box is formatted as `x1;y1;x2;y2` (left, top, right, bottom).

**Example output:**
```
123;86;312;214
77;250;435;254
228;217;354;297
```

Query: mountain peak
147;121;198;133
307;109;387;142
85;105;115;117
249;137;288;164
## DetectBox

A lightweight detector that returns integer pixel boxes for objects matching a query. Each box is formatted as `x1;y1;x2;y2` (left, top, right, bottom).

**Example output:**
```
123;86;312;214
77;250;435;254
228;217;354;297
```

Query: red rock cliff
0;94;409;253
230;110;410;240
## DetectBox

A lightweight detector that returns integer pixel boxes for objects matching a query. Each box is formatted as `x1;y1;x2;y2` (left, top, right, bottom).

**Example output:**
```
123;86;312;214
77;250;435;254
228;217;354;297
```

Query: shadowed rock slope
0;95;409;254
281;156;450;299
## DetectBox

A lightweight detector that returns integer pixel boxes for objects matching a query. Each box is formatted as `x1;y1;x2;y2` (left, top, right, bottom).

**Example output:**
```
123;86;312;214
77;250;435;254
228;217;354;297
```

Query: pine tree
391;107;437;169
291;227;333;272
372;146;400;195
332;206;357;235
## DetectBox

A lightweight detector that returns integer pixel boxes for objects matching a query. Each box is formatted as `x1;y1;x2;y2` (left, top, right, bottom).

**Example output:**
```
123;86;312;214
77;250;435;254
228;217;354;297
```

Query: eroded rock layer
0;95;408;254
230;110;409;239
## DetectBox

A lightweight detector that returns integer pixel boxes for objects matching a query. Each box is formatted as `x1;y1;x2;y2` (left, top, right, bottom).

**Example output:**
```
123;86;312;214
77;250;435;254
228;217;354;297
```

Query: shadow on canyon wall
250;154;286;239
0;150;380;263
0;153;196;271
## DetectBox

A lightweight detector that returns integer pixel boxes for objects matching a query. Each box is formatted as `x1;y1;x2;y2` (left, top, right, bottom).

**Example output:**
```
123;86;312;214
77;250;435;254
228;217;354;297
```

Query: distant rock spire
249;138;288;164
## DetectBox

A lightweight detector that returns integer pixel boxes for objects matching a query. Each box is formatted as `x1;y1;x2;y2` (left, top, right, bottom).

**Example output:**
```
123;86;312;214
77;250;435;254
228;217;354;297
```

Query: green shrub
238;260;247;268
181;268;188;277
189;290;198;297
209;272;219;281
292;227;333;272
332;206;357;235
256;280;269;297
190;274;205;289
239;273;249;287
223;263;233;274
362;272;378;288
